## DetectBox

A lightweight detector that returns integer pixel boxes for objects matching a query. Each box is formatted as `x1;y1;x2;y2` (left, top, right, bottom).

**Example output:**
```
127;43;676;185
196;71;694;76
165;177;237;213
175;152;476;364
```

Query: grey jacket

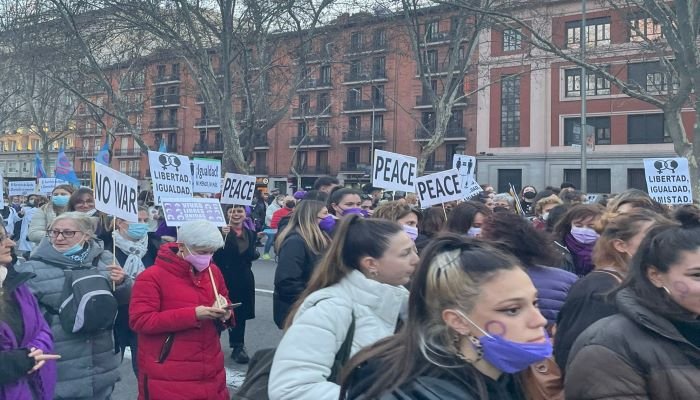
17;238;132;399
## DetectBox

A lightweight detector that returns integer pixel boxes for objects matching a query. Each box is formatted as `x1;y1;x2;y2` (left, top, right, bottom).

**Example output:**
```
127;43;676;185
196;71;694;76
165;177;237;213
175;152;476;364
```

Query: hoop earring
453;333;483;364
662;286;672;295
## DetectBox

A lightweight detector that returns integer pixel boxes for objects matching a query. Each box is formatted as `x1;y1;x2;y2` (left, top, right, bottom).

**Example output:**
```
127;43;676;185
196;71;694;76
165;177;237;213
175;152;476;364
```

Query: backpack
234;311;356;400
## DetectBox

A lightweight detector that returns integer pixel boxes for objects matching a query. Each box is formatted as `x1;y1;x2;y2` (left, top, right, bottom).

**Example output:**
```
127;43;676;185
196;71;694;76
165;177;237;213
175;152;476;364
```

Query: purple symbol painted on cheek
484;320;507;336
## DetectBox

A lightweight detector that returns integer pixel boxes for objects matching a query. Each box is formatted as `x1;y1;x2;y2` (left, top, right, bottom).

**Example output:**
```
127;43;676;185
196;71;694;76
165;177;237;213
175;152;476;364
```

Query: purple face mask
184;246;213;272
570;226;599;244
341;207;366;217
319;215;336;233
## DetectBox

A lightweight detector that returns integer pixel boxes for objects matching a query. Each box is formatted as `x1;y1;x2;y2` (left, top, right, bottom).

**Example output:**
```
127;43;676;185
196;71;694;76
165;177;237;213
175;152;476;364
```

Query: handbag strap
328;312;355;383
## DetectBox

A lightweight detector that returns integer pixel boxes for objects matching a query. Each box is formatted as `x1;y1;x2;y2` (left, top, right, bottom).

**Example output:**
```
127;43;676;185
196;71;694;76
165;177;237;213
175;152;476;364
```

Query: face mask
341;207;365;217
126;223;149;240
456;310;552;374
319;215;336;233
184;245;213;272
541;212;549;221
63;242;85;256
467;227;481;237
402;225;418;241
52;195;70;207
523;191;536;200
27;200;35;207
285;201;296;209
83;209;97;216
570;226;599;244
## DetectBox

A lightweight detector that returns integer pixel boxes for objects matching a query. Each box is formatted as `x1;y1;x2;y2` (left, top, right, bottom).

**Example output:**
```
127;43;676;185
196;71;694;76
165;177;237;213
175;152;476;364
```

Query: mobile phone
222;302;242;310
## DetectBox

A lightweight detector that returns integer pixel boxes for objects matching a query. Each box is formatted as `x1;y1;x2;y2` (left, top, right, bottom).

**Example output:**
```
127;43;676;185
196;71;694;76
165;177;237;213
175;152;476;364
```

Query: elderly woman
130;220;232;400
17;212;130;399
27;184;74;245
1;224;59;399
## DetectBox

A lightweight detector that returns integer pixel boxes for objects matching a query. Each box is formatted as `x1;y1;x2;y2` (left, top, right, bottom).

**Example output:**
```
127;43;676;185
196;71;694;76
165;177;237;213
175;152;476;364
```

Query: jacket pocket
157;334;175;363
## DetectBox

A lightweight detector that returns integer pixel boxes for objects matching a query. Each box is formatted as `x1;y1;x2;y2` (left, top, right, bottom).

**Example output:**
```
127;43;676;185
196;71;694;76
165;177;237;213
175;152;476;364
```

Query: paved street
112;256;282;399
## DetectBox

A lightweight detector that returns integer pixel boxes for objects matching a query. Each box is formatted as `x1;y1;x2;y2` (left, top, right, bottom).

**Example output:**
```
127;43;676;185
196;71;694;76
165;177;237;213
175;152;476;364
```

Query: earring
453;333;483;364
662;286;672;295
369;269;378;278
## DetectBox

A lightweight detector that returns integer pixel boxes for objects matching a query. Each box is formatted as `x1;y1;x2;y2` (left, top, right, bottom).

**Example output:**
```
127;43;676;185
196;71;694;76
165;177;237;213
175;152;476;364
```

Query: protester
213;205;259;364
17;212;130;399
606;188;668;215
102;207;157;376
27;185;75;246
559;182;576;193
565;209;700;399
531;195;562;231
443;201;490;237
559;190;586;205
261;195;285;259
554;209;670;372
328;188;364;218
360;194;374;215
130;220;231;400
483;212;577;326
269;216;418;400
251;190;267;234
373;201;421;242
492;193;514;211
341;235;550;399
415;206;448;253
1;197;21;240
520;185;537;215
362;184;384;208
270;196;296;230
16;194;41;256
0;225;58;399
553;204;604;276
313;176;340;194
272;200;331;328
68;188;112;242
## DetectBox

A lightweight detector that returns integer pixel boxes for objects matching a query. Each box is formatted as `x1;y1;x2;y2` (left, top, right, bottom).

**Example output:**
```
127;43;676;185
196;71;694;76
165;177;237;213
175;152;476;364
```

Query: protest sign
8;181;36;196
93;162;138;222
372;150;417;192
220;173;256;205
161;197;227;227
192;158;222;194
452;155;476;187
644;157;693;205
416;169;463;208
148;151;193;204
38;178;68;194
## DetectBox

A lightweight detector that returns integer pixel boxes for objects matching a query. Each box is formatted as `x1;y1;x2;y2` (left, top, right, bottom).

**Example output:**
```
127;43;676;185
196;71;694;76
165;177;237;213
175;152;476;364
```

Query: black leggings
228;319;246;348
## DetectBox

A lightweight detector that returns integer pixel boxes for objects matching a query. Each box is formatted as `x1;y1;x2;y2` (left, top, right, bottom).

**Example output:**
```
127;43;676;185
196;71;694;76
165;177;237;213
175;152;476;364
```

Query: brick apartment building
68;1;694;194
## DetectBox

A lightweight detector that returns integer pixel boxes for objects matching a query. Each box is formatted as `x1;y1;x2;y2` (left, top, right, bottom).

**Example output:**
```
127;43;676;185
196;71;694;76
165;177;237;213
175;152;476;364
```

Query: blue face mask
126;223;149;240
63;242;85;256
52;195;69;207
467;227;482;237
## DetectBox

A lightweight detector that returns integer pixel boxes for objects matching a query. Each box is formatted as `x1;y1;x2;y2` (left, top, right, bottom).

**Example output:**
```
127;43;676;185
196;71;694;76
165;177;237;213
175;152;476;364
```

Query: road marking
255;288;274;294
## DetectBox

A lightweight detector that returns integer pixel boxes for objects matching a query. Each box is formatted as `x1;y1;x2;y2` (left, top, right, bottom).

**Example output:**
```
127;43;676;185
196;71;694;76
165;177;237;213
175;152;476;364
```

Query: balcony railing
292;106;332;118
77;171;92;179
193;141;224;152
290;135;331;146
151;95;180;106
415;93;467;106
344;69;387;82
194;118;220;127
343;98;386;112
154;74;181;83
77;149;97;158
424;161;447;172
252;165;268;175
341;129;385;142
340;162;371;172
77;129;102;137
415;126;467;140
298;164;330;174
348;40;388;53
115;148;142;157
298;78;333;90
425;31;451;43
419;60;466;74
149;120;179;130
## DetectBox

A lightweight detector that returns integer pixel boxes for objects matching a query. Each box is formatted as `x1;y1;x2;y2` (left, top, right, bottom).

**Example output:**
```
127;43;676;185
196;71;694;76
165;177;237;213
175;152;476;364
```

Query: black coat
213;227;258;322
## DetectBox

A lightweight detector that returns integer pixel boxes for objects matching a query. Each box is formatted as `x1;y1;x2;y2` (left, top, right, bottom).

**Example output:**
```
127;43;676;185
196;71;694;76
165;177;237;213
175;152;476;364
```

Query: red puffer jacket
129;243;231;400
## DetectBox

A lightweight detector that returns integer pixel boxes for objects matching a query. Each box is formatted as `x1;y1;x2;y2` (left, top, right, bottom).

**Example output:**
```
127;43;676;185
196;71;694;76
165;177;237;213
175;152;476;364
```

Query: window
297;122;307;137
119;161;127;173
566;17;611;48
299;95;310;112
425;21;439;40
347;87;361;104
628;114;670;144
350;32;363;51
167;133;177;151
317;150;328;168
347;147;360;165
129;160;139;174
317;121;329;137
120;137;129;152
425;50;438;71
627;169;647;191
31;139;39;150
168;109;177;124
255;151;266;170
445;143;460;165
199;130;207;144
372;114;384;134
317;93;330;113
319;65;331;85
373;29;386;48
628;61;678;93
422;111;436;132
564;116;611;145
630;17;662;41
371;85;384;105
497;169;521;194
564;67;610;97
563;169;611;193
172;63;180;78
372;57;385;78
500;75;520;147
156;65;166;78
503;29;522;52
296;151;308;170
94;138;101;150
348;116;361;133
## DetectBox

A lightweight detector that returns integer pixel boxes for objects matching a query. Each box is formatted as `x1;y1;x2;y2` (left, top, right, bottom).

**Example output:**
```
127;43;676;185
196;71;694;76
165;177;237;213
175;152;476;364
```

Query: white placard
416;169;463;208
452;155;477;189
192;158;222;194
93;162;138;222
220;173;256;205
38;178;68;194
8;181;36;196
372;150;417;193
644;157;693;205
161;197;227;227
0;174;4;208
148;151;193;205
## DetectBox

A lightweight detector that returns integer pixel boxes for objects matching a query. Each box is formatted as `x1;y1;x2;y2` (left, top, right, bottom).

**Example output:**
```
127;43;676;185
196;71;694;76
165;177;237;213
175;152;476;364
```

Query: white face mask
541;212;549;221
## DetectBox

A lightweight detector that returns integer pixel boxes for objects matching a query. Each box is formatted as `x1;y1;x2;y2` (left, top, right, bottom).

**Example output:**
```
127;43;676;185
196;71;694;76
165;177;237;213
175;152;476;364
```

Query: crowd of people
1;177;699;400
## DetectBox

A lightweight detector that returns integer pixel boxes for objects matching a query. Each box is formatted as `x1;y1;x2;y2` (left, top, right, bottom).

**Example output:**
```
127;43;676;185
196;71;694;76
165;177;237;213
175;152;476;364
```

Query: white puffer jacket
268;269;409;400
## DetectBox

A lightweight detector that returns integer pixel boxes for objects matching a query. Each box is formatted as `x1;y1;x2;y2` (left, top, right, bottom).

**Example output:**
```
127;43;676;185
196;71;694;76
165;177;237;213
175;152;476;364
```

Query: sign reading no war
93;162;138;222
220;173;256;205
372;150;417;192
416;168;463;208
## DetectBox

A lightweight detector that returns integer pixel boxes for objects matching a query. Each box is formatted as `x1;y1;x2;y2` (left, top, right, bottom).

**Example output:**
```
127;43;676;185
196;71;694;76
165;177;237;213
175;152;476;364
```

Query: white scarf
113;231;148;278
0;266;6;289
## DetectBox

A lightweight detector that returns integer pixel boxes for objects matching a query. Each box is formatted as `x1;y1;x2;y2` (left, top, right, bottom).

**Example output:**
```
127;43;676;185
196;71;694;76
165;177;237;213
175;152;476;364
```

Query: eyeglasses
47;230;81;239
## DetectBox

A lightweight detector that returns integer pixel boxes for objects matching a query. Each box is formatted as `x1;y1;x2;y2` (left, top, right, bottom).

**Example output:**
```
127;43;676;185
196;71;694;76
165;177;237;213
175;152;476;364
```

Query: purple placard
161;198;226;227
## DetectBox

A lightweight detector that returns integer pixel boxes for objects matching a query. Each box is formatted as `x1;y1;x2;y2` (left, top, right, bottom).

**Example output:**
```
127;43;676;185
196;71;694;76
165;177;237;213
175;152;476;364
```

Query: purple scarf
564;233;596;276
0;285;57;400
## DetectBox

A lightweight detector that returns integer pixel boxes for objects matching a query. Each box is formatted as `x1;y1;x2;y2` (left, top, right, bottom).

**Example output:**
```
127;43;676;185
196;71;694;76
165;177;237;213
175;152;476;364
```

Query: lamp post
580;0;588;192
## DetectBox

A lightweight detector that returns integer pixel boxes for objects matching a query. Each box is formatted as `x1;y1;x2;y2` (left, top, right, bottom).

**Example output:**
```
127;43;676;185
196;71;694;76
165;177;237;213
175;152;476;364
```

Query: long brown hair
274;200;329;254
283;215;402;329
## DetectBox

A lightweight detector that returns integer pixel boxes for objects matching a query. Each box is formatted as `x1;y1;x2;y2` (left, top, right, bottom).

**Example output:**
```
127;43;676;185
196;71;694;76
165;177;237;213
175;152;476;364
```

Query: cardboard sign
93;162;138;222
148;151;193;205
38;178;68;194
161;197;227;227
191;158;222;194
220;173;256;205
8;181;36;196
644;157;693;205
416;169;463;208
372;150;417;193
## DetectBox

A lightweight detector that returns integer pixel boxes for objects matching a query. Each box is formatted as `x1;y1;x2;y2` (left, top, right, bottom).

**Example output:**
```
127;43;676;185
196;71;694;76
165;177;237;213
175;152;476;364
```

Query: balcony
151;95;180;107
77;149;97;158
194;118;220;128
148;120;179;130
193;141;223;153
253;134;269;148
424;161;447;172
425;31;451;44
415;126;467;141
153;74;181;84
347;40;388;54
343;69;387;83
297;78;333;91
298;164;330;174
114;125;142;135
302;48;332;63
114;148;142;158
415;93;468;108
343;98;386;113
340;162;371;173
341;129;386;143
289;135;331;147
418;60;466;75
291;106;332;119
252;165;268;175
77;129;102;137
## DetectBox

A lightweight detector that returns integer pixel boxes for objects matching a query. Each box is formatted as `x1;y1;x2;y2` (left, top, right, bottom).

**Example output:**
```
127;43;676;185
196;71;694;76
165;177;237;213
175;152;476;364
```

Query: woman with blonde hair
372;201;421;241
27;184;74;245
272;200;332;328
532;195;563;231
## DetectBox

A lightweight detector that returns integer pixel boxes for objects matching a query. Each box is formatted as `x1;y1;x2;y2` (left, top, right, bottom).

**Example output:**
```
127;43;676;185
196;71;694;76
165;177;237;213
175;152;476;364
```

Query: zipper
158;334;175;363
144;375;150;400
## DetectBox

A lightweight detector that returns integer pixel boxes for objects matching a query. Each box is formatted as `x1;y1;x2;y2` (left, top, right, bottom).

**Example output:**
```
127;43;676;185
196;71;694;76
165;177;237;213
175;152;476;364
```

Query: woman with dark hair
483;212;577;326
327;188;364;218
443;201;490;237
565;209;700;399
554;209;669;372
268;215;418;400
415;206;447;253
341;235;549;399
553;204;605;276
67;187;112;243
213;205;259;364
373;201;421;242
